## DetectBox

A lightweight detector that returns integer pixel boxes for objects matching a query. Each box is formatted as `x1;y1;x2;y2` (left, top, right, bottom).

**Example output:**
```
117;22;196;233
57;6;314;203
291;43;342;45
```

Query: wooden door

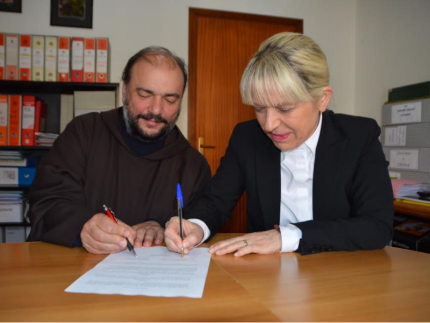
188;8;303;233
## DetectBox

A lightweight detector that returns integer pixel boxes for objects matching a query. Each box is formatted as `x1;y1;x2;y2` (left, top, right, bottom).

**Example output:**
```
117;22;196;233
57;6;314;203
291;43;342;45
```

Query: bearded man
28;47;211;254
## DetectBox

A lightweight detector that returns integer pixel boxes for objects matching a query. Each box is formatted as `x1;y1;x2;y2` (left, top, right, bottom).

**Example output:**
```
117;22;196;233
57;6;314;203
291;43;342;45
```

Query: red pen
103;204;137;257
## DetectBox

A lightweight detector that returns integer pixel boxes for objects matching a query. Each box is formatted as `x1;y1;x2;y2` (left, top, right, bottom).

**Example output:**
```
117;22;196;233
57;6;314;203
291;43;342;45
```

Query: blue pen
176;183;185;258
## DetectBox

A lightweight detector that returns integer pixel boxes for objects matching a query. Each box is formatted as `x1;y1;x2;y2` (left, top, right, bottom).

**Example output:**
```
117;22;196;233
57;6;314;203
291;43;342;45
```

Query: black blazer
186;110;394;255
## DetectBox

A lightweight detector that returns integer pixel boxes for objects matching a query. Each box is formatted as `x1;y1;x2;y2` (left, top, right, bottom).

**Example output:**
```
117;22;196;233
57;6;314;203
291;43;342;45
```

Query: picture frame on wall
50;0;93;29
0;0;22;13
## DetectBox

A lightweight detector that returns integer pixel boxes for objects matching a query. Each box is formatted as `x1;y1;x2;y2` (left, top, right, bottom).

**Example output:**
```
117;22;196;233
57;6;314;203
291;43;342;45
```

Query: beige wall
1;0;429;134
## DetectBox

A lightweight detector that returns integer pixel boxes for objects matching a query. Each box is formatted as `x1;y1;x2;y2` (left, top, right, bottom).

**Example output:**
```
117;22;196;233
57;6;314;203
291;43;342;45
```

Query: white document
65;247;211;298
391;101;422;124
384;126;406;146
389;149;419;170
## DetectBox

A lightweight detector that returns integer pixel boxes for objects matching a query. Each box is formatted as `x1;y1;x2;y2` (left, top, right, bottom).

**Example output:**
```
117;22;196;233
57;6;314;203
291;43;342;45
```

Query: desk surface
1;234;430;322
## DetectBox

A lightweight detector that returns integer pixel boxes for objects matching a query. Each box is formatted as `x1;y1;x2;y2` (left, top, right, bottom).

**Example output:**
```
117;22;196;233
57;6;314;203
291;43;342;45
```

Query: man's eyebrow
136;87;180;98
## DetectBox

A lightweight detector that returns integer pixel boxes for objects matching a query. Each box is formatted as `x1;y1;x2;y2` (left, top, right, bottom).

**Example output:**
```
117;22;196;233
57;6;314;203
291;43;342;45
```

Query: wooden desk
394;200;430;221
1;234;430;321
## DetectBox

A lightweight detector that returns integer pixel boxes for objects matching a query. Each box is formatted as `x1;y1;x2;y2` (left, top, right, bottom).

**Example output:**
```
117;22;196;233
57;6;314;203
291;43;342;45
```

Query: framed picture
50;0;93;29
0;0;22;13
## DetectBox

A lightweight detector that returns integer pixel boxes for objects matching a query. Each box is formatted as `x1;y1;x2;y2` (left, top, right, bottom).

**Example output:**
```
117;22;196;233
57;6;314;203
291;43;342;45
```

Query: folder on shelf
0;157;36;167
34;100;47;134
0;201;24;223
5;226;26;242
21;96;36;146
0;95;7;146
60;94;74;133
19;34;32;81
96;38;109;83
84;38;95;83
45;36;57;82
0;167;36;187
71;37;84;82
5;34;19;80
32;35;44;81
0;33;5;80
58;37;70;82
7;95;21;146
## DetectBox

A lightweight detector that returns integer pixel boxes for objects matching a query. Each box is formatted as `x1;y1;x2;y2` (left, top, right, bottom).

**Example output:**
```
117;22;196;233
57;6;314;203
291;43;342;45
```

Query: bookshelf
0;80;120;242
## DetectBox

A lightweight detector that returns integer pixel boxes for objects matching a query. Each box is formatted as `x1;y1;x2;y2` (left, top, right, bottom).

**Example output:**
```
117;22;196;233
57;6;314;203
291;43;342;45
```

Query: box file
0;202;24;223
71;37;84;82
0;157;36;167
45;36;57;81
19;34;32;81
84;38;95;82
5;34;19;80
0;167;36;187
382;98;430;126
5;226;26;243
0;94;7;146
21;96;36;146
383;148;430;172
58;37;70;82
96;38;109;83
381;123;430;148
32;35;44;81
388;81;430;103
7;95;21;146
0;33;4;80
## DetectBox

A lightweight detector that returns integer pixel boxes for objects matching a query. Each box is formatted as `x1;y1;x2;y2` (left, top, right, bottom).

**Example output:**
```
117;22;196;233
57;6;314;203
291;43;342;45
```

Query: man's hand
165;217;204;254
209;229;282;257
132;220;164;248
81;213;136;254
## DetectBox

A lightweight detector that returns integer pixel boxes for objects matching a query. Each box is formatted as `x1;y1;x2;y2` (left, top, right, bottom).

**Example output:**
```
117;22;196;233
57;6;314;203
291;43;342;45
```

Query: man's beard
123;102;179;143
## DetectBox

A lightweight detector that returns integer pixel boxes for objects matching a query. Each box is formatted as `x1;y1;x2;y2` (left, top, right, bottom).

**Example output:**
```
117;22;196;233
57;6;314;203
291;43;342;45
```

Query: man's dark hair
121;46;188;94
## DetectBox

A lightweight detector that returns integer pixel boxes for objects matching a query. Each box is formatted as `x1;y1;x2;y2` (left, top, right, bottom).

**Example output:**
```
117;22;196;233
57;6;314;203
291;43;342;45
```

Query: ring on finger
243;239;248;247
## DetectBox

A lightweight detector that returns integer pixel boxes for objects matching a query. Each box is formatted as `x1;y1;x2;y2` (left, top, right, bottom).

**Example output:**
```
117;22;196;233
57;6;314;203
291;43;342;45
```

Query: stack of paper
392;179;429;198
35;132;59;146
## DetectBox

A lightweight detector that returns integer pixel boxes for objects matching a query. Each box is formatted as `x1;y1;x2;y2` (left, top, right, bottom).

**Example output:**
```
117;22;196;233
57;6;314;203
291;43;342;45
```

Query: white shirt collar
304;112;322;156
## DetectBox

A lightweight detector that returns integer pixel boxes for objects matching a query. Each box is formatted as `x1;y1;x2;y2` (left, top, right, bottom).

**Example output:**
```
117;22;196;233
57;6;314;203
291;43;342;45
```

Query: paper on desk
65;247;211;298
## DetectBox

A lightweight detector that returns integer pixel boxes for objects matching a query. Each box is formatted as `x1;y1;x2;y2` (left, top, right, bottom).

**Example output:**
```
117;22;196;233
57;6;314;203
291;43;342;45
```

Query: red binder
0;33;4;80
19;35;32;81
21;95;36;146
84;38;95;82
8;95;22;146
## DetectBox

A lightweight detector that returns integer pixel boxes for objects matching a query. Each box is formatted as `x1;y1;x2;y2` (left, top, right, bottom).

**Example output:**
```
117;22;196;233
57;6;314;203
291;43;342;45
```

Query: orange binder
6;34;19;80
19;35;32;81
0;94;8;146
21;96;36;146
96;38;109;83
8;95;22;146
58;37;70;82
71;37;84;82
84;38;95;82
0;33;5;80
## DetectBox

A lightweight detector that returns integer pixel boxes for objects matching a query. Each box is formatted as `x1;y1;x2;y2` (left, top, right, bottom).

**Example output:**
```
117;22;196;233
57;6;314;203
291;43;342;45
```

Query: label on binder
0;167;36;187
58;37;70;82
19;35;32;81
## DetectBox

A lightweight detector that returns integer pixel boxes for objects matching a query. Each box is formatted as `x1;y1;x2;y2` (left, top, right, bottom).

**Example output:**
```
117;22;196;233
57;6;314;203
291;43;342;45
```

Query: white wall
355;0;430;124
1;0;429;133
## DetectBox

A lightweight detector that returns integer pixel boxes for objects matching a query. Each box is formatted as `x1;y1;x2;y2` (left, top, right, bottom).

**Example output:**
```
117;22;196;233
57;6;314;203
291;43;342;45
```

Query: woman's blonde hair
240;32;329;107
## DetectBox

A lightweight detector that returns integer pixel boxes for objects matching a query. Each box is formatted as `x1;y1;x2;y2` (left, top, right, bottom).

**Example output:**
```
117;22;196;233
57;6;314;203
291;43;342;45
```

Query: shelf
0;80;119;94
0;146;51;151
394;200;430;221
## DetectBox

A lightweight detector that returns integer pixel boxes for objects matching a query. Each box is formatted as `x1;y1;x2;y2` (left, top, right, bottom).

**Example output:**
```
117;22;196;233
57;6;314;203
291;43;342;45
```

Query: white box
5;226;26;243
0;202;23;223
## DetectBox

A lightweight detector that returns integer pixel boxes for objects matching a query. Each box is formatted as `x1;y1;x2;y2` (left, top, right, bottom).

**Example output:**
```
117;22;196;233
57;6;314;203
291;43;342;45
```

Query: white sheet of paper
65;247;211;298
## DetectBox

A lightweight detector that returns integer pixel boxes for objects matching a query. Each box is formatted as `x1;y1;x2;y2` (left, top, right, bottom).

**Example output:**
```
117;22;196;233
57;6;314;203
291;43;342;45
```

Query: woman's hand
209;229;282;257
